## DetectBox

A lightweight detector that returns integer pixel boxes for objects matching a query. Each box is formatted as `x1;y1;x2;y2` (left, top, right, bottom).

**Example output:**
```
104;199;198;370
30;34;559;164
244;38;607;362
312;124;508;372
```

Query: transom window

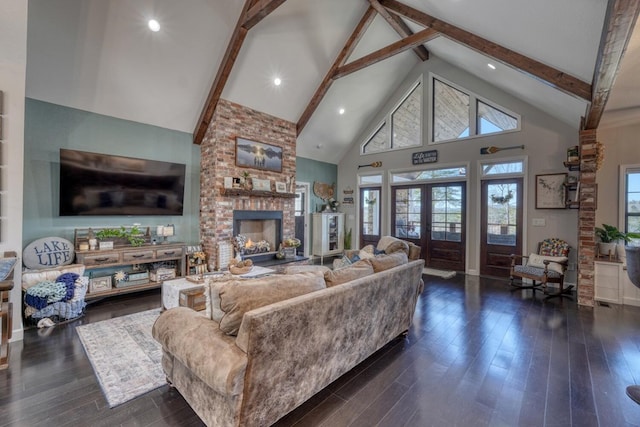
362;79;422;155
431;75;520;144
481;160;525;176
391;166;467;184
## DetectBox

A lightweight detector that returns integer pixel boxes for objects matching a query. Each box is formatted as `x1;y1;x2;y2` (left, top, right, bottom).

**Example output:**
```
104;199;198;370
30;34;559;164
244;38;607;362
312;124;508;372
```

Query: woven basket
230;265;252;275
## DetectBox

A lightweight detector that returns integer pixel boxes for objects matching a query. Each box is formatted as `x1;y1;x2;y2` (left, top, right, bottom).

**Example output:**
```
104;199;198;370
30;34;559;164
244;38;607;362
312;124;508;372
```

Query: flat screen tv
59;149;186;216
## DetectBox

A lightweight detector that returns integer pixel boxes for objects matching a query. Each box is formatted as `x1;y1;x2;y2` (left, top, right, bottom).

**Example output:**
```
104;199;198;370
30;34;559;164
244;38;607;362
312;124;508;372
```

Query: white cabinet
312;213;344;262
594;260;640;307
594;261;621;304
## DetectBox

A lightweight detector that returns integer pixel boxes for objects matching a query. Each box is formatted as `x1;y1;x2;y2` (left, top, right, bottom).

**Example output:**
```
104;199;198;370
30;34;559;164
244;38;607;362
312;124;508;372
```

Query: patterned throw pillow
527;253;567;274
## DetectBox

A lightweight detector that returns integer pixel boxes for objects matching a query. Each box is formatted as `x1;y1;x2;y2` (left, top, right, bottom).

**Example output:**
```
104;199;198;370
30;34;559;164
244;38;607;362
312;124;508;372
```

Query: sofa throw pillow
377;236;409;255
217;272;326;335
324;259;374;287
358;244;376;260
332;255;352;270
527;253;568;274
408;243;421;260
369;251;408;273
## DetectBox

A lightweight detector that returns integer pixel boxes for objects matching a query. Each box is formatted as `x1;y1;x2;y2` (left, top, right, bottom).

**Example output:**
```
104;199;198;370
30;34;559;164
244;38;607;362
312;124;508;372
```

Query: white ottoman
161;278;204;310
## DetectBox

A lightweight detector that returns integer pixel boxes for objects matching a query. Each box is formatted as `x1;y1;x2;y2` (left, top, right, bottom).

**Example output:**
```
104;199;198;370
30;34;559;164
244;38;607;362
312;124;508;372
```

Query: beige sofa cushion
377;236;409;255
283;265;330;275
324;259;374;287
217;272;326;335
369;251;408;273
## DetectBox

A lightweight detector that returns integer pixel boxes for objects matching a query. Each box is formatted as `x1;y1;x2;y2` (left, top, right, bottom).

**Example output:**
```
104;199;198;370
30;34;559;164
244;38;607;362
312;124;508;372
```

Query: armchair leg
543;284;574;299
509;278;543;291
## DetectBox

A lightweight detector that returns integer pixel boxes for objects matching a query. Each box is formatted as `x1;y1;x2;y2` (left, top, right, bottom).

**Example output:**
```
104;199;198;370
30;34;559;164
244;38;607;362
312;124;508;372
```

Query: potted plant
595;224;640;258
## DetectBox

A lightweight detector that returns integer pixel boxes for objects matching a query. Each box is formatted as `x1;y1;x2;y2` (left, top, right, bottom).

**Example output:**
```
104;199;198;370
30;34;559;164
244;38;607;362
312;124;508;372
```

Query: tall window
624;166;640;234
431;75;520;144
362;79;422;154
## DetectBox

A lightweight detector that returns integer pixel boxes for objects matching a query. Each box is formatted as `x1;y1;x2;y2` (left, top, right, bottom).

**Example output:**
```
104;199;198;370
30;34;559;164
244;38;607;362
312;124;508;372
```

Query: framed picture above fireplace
236;137;283;172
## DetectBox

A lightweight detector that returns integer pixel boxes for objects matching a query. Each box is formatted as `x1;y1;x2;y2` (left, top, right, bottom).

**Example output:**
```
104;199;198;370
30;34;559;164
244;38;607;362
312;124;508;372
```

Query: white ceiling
25;0;640;164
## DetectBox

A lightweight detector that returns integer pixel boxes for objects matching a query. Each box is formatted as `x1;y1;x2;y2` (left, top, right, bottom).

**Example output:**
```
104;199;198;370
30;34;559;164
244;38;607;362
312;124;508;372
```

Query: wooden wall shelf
220;188;296;198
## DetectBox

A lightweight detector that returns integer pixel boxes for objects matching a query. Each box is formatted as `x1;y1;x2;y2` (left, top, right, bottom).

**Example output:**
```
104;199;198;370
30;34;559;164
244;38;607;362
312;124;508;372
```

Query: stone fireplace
199;99;297;269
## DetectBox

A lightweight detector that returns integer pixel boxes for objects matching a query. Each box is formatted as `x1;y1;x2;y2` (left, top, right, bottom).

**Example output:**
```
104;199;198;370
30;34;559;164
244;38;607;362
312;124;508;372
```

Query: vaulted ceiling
26;0;640;164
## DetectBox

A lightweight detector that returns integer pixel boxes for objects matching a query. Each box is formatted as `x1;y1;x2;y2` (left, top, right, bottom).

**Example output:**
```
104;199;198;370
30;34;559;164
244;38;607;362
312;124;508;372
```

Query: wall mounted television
59;149;186;216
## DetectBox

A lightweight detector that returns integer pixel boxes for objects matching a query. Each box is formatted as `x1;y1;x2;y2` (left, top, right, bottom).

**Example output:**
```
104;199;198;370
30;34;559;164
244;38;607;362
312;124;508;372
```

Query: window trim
429;73;521;145
361;76;423;155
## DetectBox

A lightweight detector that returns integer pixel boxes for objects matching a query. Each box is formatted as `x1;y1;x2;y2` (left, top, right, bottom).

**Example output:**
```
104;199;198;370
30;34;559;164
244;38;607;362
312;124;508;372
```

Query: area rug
423;267;456;279
76;308;164;407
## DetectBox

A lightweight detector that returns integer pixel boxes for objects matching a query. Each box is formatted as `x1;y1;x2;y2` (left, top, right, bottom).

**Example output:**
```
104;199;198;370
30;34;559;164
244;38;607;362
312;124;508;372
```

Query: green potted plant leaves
595;224;640;258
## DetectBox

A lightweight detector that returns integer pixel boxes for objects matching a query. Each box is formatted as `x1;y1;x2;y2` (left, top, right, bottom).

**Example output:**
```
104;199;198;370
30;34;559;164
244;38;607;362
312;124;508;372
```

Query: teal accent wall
23;99;201;248
295;157;337;213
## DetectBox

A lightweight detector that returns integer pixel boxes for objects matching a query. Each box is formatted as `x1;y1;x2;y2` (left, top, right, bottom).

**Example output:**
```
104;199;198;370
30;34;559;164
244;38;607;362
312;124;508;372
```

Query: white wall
0;0;27;340
338;56;579;278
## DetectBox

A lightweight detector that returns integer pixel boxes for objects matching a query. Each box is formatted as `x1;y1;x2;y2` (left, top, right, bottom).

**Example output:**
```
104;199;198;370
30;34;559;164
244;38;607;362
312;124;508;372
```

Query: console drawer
155;247;184;260
123;250;155;263
79;253;121;266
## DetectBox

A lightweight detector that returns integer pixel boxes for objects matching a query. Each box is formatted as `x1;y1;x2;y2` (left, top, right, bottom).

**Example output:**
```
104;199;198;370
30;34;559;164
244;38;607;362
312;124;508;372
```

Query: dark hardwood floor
2;274;640;426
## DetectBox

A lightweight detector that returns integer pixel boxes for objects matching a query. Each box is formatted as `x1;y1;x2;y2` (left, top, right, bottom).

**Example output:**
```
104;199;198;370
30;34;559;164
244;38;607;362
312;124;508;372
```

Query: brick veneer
577;129;597;307
199;99;297;270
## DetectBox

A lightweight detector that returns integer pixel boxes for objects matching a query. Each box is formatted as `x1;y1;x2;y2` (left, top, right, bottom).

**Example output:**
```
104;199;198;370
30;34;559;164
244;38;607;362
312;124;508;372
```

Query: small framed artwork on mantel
275;182;287;193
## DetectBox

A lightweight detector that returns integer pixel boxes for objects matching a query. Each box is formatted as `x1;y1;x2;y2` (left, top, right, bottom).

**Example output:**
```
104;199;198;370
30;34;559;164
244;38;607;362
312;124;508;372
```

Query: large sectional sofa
153;244;425;427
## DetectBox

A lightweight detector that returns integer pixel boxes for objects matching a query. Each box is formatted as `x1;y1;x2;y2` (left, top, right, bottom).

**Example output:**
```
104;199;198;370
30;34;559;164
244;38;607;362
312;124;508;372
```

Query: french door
391;182;466;271
480;178;523;277
360;186;381;248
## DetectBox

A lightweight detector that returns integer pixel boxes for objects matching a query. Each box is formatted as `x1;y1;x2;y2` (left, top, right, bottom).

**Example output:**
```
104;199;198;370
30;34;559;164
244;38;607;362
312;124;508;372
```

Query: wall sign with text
412;150;438;165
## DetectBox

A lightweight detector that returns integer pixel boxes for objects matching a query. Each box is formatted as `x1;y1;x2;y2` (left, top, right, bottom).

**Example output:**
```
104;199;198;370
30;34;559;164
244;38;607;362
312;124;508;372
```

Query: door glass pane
487;182;517;245
432;185;462;242
362;189;380;235
395;188;421;239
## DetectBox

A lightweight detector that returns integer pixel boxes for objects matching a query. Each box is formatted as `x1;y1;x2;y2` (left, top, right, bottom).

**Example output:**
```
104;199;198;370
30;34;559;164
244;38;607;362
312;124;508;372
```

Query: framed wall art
535;173;567;209
235;137;283;172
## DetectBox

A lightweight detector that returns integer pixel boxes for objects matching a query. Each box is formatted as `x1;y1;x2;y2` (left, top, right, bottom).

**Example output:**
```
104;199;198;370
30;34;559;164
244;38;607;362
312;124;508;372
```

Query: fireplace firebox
233;210;283;261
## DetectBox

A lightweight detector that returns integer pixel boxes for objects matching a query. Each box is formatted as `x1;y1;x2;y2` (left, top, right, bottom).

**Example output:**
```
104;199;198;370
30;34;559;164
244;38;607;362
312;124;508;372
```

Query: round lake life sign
23;237;75;269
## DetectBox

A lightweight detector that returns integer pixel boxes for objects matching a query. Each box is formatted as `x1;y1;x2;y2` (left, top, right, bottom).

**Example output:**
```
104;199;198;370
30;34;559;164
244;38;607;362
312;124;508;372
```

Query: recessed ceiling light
273;77;282;86
487;63;496;70
148;19;160;32
339;108;345;115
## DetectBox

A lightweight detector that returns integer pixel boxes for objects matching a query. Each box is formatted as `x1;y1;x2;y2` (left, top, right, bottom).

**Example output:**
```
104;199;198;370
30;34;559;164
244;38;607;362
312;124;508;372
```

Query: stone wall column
577;129;598;306
199;99;297;271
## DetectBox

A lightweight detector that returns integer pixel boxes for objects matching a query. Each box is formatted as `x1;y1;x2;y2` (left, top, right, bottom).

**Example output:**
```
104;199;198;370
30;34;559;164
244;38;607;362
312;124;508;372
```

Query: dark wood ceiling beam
297;6;377;135
379;0;592;101
242;0;288;31
333;28;439;79
584;0;640;130
194;0;286;144
368;0;429;61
